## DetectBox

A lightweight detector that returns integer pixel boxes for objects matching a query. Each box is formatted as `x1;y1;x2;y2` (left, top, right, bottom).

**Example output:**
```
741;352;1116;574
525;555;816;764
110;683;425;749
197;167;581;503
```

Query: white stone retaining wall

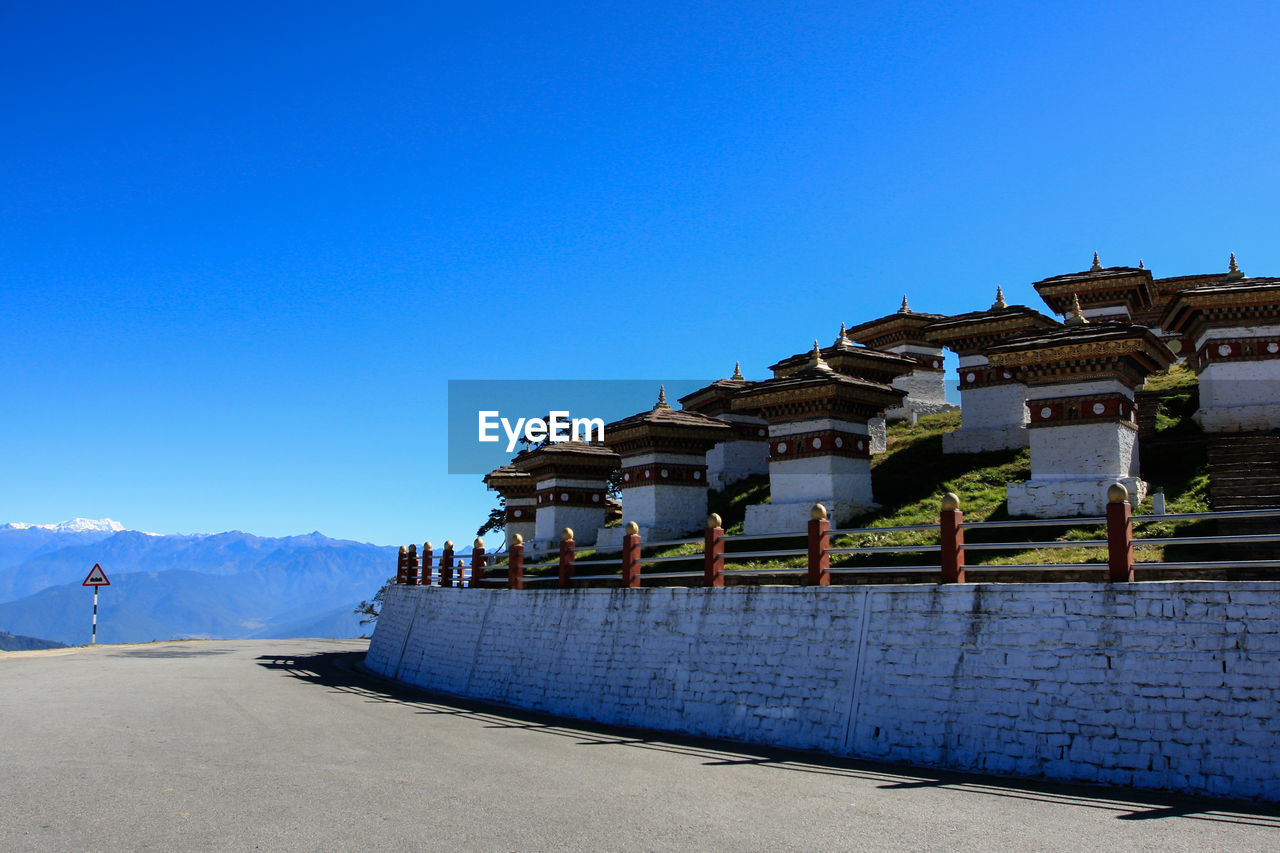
367;582;1280;802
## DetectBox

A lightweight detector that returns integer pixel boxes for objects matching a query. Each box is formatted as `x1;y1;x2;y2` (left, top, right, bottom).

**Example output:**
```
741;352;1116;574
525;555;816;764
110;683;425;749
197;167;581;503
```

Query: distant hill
0;630;68;651
0;520;397;645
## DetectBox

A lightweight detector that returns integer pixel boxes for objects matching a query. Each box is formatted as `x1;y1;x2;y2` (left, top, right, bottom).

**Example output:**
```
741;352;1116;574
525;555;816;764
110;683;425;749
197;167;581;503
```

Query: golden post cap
561;527;574;541
1106;483;1130;503
706;513;722;529
444;540;454;550
625;521;640;536
473;537;484;549
810;503;828;521
940;492;961;512
510;533;523;546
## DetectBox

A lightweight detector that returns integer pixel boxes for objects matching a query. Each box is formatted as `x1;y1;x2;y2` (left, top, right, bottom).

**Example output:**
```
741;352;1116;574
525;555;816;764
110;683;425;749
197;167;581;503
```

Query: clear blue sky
4;1;1278;545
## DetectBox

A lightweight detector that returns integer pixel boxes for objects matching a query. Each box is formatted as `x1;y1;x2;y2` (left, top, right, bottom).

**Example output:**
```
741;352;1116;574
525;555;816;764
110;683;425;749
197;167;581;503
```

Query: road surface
1;639;1277;851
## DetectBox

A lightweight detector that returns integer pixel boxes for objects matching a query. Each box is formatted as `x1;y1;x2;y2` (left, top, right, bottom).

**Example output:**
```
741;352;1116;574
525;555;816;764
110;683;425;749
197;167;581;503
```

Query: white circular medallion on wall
812;437;822;449
1093;403;1105;415
623;472;630;482
835;437;843;448
513;509;522;518
1040;407;1053;419
660;469;669;478
1270;342;1279;354
693;470;701;480
966;372;976;383
777;442;787;454
561;492;569;501
593;494;600;502
1219;343;1232;357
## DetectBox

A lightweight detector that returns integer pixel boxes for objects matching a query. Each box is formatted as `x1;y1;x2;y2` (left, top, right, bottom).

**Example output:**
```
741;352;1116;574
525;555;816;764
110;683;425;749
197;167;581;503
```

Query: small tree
354;578;395;633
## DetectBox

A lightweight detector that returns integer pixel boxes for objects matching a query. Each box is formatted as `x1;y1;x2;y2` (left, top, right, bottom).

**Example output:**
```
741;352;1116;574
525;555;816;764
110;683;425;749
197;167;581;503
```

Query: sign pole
82;563;111;645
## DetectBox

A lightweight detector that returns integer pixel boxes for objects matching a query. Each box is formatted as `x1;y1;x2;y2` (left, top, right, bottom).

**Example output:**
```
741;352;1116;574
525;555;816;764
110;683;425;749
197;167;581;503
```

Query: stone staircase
1206;432;1280;566
1208;433;1280;510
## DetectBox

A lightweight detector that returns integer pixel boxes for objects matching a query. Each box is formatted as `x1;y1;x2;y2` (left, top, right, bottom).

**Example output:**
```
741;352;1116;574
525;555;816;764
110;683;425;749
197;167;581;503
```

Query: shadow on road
255;650;1280;830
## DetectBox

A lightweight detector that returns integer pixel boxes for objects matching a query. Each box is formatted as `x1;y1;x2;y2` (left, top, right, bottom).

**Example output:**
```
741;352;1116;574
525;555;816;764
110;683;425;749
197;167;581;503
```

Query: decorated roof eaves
676;377;755;412
982;322;1176;375
843;308;948;347
1151;273;1227;295
1159;278;1280;335
767;340;917;377
511;441;621;476
1032;265;1155;314
482;463;531;485
604;404;734;437
729;362;906;412
923;304;1060;343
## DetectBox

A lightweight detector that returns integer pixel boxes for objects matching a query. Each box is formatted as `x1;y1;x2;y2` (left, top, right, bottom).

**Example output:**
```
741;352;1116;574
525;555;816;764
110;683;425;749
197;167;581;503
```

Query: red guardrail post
704;513;725;588
558;528;576;588
396;546;407;584
406;543;420;586
508;533;525;589
441;540;455;587
1106;483;1134;582
807;503;830;586
470;538;486;587
622;522;642;588
940;492;965;583
422;541;433;586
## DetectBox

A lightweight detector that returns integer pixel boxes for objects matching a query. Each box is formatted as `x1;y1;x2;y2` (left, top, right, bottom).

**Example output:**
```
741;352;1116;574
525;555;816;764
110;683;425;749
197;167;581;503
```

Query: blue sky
3;1;1278;545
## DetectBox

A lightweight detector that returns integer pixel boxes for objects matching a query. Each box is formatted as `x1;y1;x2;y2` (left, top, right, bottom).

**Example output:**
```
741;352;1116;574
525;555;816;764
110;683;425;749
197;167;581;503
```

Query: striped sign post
82;563;110;644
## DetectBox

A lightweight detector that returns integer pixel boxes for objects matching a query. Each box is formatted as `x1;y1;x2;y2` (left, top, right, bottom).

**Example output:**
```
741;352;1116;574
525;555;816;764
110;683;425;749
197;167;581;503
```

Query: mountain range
0;520;397;646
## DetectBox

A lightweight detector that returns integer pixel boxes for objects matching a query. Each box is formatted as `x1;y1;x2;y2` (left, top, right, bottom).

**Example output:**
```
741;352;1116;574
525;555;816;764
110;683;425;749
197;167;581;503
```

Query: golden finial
940;492;960;512
835;322;851;346
561;527;574;541
398;545;407;554
991;286;1007;310
1106;482;1129;504
900;294;911;313
654;385;670;409
807;340;831;370
444;540;454;549
510;533;523;546
706;513;722;529
1064;293;1088;326
1090;251;1102;271
424;541;431;551
731;361;744;380
810;502;828;520
625;521;640;536
1227;252;1244;279
473;537;484;549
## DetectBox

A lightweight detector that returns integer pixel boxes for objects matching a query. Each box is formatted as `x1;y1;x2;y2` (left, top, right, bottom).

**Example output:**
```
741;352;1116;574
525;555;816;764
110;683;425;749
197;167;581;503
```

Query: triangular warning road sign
83;563;110;586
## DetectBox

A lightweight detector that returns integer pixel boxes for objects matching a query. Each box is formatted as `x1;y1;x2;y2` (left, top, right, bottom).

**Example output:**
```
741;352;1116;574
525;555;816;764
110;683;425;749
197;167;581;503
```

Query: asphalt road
2;639;1277;852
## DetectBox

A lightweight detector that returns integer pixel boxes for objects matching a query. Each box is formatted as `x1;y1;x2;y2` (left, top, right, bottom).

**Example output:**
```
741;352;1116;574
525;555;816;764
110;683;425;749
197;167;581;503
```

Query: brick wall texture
365;582;1280;801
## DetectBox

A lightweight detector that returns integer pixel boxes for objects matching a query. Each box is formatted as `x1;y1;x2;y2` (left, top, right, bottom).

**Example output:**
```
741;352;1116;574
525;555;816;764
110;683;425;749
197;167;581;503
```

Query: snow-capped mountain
4;518;128;534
